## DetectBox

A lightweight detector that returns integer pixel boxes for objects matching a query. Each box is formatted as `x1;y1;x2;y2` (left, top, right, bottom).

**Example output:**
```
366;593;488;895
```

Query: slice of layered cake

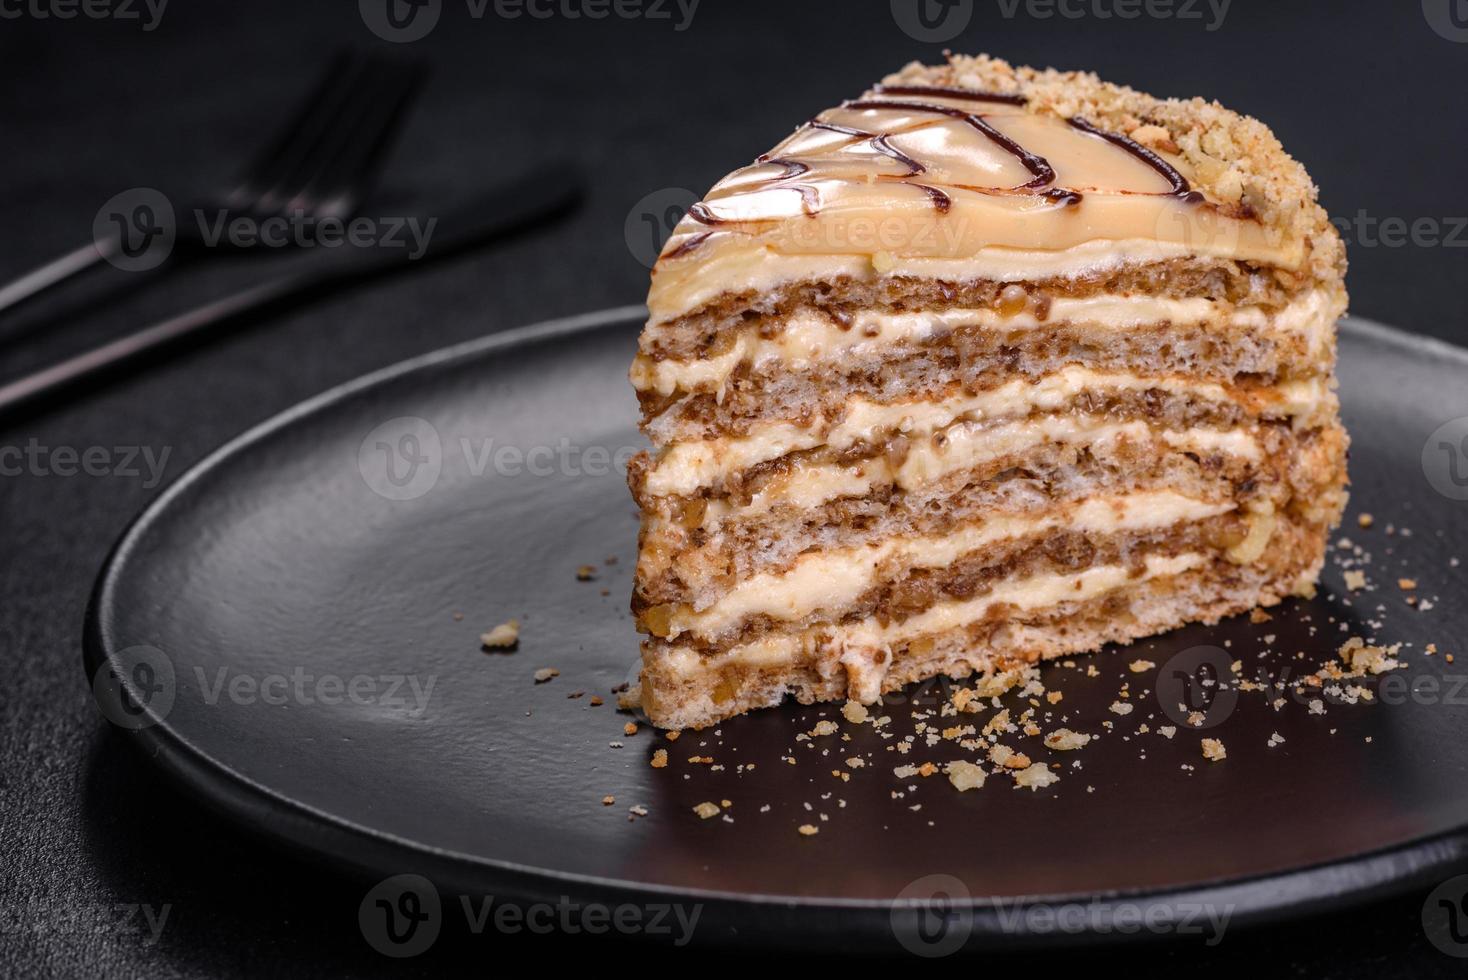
628;54;1347;730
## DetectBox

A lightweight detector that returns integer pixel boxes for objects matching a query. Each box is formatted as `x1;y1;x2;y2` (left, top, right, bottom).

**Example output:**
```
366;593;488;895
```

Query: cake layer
638;369;1329;494
637;553;1313;731
633;419;1345;609
647;491;1235;644
638;405;1277;501
633;287;1341;427
640;260;1324;361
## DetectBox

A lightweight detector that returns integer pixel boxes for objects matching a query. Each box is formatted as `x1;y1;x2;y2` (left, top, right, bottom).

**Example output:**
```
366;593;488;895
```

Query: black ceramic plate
85;308;1468;952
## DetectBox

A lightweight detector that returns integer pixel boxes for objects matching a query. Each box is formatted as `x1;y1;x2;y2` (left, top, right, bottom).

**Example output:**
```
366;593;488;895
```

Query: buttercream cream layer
641;368;1322;498
633;288;1339;398
664;490;1232;640
654;553;1207;680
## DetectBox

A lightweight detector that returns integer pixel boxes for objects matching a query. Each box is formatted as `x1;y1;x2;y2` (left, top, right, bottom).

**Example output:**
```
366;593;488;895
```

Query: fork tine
229;50;372;213
301;60;427;218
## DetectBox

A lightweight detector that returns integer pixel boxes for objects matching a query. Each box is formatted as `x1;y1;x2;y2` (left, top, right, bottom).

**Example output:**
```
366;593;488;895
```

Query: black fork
0;50;425;316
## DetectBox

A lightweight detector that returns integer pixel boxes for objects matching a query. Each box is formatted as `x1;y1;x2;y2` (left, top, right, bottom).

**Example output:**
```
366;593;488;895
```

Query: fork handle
0;237;121;317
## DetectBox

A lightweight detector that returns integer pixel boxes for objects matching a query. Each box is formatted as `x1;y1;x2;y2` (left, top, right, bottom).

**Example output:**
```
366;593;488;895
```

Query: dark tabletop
2;1;1467;975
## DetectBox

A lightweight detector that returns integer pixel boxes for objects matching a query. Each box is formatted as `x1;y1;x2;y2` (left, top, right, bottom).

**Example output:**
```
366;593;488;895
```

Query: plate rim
81;308;1468;946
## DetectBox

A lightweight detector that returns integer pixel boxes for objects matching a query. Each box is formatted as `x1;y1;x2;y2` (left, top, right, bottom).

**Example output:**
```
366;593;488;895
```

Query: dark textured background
2;0;1467;974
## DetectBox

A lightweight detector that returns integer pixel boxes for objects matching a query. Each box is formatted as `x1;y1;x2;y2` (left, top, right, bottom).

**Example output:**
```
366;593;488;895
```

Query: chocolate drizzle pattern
673;83;1212;259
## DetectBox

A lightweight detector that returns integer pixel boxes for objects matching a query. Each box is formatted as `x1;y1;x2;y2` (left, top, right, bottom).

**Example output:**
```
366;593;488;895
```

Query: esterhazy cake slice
627;53;1347;731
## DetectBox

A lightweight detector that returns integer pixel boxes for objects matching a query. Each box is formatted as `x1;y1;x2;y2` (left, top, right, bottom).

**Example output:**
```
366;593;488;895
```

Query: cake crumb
1109;700;1134;716
1128;659;1156;673
576;565;597;581
1357;513;1374;528
1158;726;1177;739
693;802;720;819
1249;607;1273;624
1343;570;1367;591
1201;738;1227;762
1398;577;1417;591
650;749;668;768
810;720;839;737
841;700;870;724
601;795;615;806
798;824;820;836
1013;763;1060;791
1044;729;1091;751
623;722;639;736
532;667;558;684
480;620;520;650
945;760;987;791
